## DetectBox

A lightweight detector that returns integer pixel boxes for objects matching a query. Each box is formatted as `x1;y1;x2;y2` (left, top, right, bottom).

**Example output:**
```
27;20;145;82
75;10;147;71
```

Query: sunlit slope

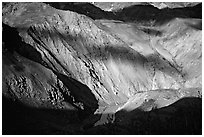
3;2;201;112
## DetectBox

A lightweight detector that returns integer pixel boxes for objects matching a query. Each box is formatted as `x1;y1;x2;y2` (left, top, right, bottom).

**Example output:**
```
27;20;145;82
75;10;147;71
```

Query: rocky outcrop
92;2;200;11
2;2;202;134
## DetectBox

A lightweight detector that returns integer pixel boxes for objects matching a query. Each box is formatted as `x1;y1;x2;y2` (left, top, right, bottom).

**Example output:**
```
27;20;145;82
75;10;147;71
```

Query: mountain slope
2;2;202;134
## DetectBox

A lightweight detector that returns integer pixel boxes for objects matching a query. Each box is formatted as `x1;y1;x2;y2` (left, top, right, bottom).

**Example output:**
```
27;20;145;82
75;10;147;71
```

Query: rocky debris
2;2;202;134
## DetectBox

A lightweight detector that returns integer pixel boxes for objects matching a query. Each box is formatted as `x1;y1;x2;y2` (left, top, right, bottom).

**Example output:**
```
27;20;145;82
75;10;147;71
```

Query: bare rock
2;2;202;134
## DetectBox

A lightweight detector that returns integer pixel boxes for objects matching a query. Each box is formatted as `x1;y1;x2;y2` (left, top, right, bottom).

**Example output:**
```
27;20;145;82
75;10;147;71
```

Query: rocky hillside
2;2;202;134
92;2;200;11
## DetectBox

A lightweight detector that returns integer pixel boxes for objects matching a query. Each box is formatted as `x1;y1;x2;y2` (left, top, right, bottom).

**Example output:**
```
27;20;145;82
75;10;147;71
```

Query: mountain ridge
2;2;202;134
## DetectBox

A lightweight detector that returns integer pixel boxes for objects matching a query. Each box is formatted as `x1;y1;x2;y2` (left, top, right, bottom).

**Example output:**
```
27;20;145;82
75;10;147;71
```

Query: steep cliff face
2;2;202;134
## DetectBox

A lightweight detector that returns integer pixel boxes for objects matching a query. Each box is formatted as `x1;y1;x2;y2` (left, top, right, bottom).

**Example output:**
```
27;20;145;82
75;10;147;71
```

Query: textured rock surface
92;2;200;11
2;2;202;134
